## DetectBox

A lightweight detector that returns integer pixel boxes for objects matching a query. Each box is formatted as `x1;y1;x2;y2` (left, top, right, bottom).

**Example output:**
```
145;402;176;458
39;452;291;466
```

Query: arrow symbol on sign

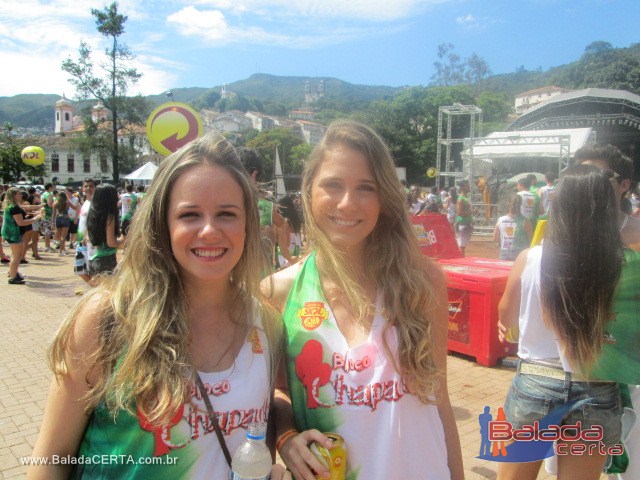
151;106;200;153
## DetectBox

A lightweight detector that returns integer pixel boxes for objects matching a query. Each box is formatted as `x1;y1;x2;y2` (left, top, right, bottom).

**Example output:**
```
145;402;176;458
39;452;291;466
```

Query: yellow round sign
426;167;438;178
146;102;203;156
21;146;45;166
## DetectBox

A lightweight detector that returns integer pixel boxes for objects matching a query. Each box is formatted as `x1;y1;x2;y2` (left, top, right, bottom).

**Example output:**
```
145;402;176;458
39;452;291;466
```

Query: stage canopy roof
509;88;640;131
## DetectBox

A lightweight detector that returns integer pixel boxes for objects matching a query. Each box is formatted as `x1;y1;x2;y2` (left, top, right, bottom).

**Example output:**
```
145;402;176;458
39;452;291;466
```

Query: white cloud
0;50;75;96
192;0;442;22
455;13;497;29
0;1;179;95
167;3;418;48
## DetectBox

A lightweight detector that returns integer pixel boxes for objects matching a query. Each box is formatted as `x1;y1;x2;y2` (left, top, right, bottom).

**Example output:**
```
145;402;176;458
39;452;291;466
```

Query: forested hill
3;40;640;129
0;74;400;129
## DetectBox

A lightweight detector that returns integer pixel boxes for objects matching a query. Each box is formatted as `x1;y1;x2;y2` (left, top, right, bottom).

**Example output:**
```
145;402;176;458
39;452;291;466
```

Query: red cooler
440;263;517;366
439;256;513;271
410;214;461;260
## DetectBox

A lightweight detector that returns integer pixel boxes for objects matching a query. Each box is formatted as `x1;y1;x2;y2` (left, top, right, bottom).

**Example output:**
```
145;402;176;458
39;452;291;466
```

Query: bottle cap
246;422;267;440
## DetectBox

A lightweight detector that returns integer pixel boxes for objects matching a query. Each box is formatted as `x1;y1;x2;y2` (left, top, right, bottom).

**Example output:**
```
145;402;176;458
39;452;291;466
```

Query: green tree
61;2;142;182
245;128;306;180
431;43;492;87
289;143;314;171
0;123;46;182
193;89;221;110
359;85;479;183
215;95;251;112
551;42;640;94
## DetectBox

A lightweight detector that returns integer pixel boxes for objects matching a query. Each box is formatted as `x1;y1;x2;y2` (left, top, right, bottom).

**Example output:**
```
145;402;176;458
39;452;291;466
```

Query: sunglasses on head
601;169;620;181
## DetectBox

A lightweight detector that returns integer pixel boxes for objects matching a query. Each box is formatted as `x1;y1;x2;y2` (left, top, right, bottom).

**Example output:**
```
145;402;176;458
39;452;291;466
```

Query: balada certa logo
477;401;624;463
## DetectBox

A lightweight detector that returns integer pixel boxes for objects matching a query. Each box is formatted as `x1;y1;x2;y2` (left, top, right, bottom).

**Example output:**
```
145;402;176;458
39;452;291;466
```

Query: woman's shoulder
261;257;306;312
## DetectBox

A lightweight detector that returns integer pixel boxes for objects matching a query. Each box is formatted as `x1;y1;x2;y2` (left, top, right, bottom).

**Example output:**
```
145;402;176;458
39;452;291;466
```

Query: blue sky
1;0;639;97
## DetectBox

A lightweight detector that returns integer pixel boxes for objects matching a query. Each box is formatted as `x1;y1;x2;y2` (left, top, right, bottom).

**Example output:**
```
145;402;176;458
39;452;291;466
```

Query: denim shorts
504;364;622;446
56;216;70;229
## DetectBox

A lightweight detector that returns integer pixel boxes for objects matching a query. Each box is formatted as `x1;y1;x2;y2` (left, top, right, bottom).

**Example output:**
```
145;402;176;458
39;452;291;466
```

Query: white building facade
515;86;571;115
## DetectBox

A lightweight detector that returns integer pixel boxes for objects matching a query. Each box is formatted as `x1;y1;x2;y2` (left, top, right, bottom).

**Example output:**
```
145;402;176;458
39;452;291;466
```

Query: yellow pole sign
146;102;203;156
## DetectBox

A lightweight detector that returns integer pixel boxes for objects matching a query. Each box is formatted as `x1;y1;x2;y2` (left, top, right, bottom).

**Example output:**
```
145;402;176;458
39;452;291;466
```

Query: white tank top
517;246;563;366
283;254;450;479
539;185;555;214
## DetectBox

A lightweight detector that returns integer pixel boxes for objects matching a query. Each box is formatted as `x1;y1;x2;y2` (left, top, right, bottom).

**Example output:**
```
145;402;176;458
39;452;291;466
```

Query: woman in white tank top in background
497;164;625;480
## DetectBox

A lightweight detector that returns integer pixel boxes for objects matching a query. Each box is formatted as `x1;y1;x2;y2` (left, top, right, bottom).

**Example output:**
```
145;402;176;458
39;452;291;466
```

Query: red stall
438;263;517;366
410;214;461;260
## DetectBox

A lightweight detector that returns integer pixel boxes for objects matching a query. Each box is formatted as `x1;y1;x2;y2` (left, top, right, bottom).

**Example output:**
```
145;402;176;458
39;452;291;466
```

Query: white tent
461;127;594;180
462;128;591;159
123;162;158;181
462;128;592;161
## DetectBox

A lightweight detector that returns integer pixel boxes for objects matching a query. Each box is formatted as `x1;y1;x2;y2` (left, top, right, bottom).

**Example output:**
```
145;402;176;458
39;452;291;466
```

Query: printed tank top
71;325;271;479
282;252;450;479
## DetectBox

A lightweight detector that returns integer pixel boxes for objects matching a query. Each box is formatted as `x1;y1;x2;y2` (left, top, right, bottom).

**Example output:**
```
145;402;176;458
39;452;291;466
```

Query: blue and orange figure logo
298;301;329;331
478;402;624;462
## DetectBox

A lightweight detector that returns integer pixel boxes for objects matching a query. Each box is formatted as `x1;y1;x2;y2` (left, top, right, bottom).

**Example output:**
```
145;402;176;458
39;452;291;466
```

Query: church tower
54;96;74;134
91;102;109;123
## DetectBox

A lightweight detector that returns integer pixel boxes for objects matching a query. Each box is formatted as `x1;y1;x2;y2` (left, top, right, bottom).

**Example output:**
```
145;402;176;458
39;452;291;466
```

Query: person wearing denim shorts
497;165;625;480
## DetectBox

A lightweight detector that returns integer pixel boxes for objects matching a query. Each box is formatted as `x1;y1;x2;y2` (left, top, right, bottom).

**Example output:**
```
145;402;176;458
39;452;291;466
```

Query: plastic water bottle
230;423;271;480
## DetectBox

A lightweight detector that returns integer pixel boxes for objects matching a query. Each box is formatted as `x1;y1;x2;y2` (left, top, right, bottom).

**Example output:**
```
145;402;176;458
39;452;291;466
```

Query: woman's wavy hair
87;184;119;246
541;164;624;371
2;187;20;209
49;132;277;425
301;119;440;403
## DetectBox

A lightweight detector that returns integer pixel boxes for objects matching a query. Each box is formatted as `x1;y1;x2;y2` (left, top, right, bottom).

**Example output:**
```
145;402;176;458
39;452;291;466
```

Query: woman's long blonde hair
49;132;277;425
2;187;20;210
301;119;440;403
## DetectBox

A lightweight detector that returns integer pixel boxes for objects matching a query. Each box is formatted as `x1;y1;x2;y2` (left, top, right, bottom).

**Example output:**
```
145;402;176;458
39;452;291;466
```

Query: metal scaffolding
435;104;483;188
462;134;572;235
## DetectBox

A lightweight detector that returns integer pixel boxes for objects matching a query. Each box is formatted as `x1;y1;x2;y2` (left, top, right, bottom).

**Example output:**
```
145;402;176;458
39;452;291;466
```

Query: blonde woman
267;120;464;479
28;133;290;480
1;187;41;284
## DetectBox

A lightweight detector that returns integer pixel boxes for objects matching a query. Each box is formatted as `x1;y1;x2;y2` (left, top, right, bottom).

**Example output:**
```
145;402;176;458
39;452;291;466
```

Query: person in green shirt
40;183;55;252
455;179;474;256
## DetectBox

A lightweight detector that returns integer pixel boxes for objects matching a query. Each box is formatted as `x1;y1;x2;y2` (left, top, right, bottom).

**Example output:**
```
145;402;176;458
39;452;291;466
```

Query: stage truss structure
435;104;483;189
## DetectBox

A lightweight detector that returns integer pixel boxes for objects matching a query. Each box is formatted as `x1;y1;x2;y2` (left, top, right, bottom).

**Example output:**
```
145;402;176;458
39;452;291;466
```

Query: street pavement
0;240;563;479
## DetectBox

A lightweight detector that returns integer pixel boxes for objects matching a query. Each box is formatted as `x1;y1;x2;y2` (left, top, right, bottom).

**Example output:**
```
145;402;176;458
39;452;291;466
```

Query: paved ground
0;238;561;479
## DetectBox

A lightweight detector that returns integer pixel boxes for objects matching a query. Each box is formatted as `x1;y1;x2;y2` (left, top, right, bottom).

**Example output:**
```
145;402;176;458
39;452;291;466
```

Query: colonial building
33;97;151;184
515;86;572;115
245;111;276;131
296;120;326;145
289;109;315;121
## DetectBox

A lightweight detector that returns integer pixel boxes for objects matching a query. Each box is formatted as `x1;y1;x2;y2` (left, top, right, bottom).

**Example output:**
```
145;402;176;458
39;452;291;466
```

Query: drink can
505;325;519;344
310;433;346;480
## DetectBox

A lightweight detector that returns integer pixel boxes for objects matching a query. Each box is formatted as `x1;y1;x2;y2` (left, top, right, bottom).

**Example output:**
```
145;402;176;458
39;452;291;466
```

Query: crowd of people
2;122;635;479
0;179;151;286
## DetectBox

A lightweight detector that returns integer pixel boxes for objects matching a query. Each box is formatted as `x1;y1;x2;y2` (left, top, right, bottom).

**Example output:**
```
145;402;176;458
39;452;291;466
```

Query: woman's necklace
620;213;629;232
